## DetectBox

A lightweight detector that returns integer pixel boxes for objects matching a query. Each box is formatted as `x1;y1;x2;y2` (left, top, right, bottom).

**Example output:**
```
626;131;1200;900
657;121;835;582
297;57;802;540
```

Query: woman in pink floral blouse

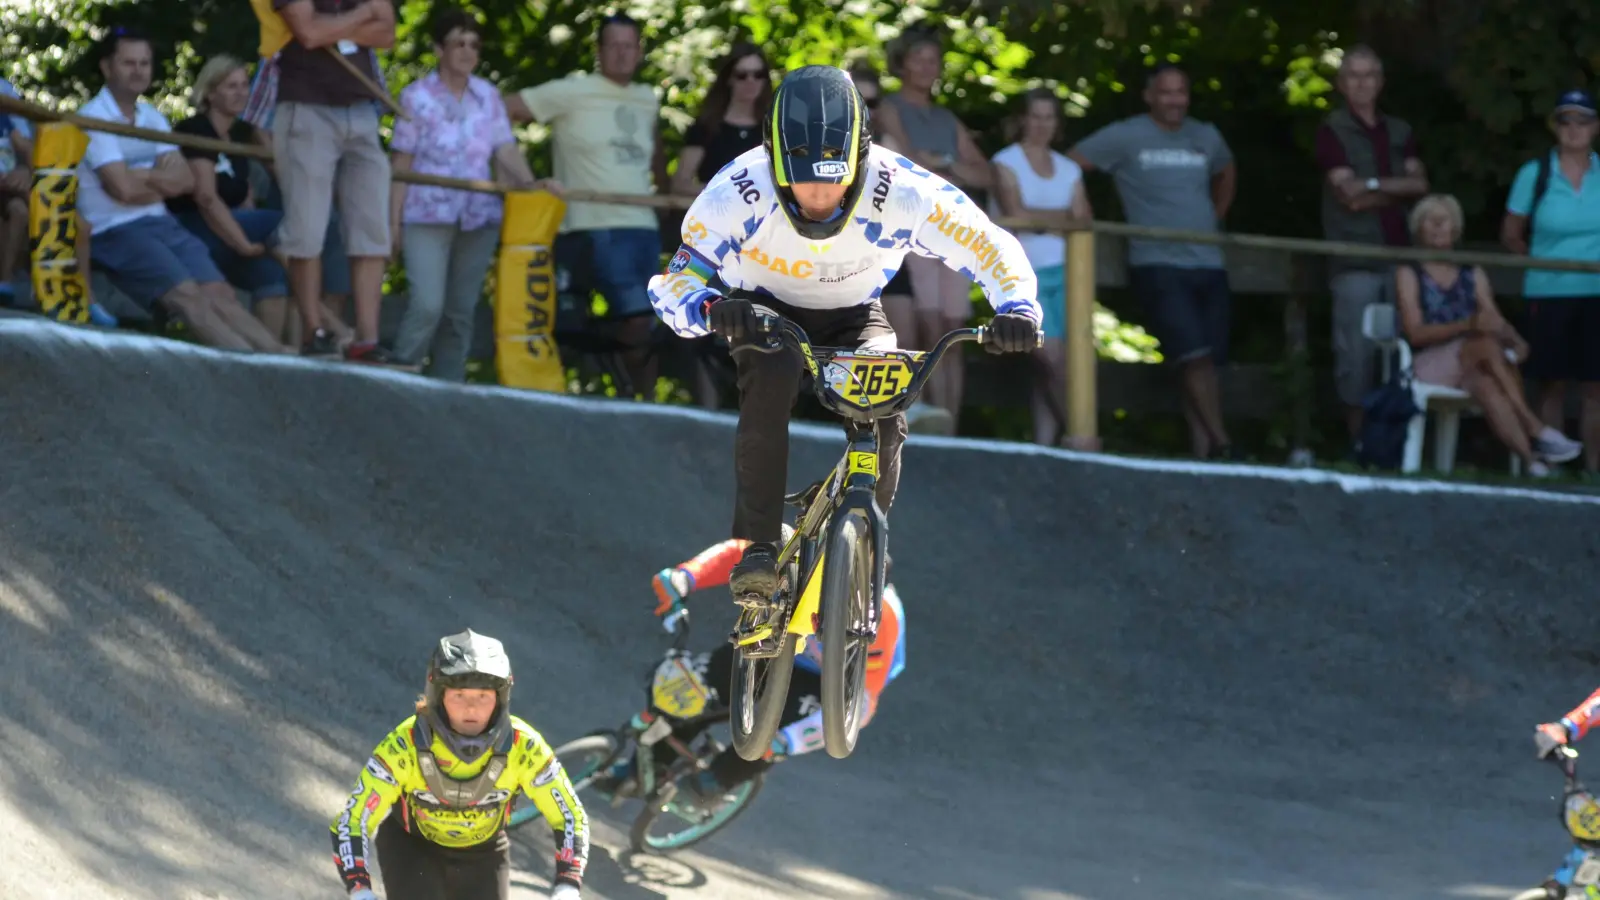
389;8;559;381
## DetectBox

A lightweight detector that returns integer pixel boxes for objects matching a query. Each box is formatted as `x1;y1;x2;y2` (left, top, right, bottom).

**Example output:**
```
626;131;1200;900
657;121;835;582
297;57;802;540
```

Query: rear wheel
729;634;798;761
819;511;874;759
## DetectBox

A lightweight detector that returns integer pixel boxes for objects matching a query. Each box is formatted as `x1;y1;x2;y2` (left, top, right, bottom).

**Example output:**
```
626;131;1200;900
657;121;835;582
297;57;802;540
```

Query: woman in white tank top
992;88;1093;446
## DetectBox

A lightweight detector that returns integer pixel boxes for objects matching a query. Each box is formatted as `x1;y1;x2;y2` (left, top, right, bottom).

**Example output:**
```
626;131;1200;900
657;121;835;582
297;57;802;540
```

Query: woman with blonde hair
170;55;353;345
1396;193;1581;475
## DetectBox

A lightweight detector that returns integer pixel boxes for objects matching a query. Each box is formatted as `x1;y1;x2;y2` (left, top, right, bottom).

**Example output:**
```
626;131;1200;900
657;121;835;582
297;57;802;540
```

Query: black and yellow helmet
764;65;873;240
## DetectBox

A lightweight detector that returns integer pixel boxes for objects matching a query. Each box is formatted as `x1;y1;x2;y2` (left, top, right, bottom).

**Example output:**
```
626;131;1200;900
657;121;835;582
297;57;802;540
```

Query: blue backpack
1356;367;1421;470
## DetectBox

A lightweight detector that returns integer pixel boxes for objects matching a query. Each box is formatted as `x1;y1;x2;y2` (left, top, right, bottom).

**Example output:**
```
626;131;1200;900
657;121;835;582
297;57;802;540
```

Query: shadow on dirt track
0;320;1595;899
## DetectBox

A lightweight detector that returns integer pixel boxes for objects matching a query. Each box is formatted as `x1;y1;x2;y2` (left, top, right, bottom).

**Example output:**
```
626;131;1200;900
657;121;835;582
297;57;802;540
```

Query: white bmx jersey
647;143;1042;337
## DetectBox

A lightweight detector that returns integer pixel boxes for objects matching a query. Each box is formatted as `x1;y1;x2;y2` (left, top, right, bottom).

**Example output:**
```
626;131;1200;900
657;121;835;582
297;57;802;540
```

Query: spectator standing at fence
0;77;34;302
1399;194;1581;476
76;27;290;353
1501;90;1600;479
168;55;294;340
671;43;770;196
1314;44;1429;451
504;11;669;400
1070;63;1237;460
388;9;551;381
272;0;398;363
873;27;994;435
665;43;773;408
993;88;1092;447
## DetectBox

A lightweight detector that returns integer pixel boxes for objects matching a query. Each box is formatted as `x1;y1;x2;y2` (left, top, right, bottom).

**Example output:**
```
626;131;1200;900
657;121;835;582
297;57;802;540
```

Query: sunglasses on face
732;68;767;82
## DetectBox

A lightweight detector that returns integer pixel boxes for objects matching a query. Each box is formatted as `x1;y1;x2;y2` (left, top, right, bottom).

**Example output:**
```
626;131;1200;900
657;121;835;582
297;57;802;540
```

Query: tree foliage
7;0;1585;242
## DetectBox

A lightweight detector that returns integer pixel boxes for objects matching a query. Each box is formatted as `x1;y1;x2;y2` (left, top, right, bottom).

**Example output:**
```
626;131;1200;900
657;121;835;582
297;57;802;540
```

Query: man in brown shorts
274;0;397;363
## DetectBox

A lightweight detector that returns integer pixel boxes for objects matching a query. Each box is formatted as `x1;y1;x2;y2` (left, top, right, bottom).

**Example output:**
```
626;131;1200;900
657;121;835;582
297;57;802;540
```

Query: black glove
986;312;1040;354
708;297;760;343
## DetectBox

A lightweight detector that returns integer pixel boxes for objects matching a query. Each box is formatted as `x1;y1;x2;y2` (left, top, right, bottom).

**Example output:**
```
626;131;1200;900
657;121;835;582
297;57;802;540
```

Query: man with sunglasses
646;64;1042;603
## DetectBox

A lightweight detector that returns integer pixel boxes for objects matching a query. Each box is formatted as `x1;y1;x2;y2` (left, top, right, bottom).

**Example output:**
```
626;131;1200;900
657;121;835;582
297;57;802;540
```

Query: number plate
1575;854;1600;886
650;657;710;719
1568;793;1600;842
823;352;919;409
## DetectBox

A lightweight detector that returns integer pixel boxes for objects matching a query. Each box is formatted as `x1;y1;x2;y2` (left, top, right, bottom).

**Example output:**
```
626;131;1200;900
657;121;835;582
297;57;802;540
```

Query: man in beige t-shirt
505;12;669;399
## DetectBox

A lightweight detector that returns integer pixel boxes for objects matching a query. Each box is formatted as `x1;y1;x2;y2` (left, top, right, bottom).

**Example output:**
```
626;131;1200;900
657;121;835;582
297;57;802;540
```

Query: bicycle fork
621;709;713;804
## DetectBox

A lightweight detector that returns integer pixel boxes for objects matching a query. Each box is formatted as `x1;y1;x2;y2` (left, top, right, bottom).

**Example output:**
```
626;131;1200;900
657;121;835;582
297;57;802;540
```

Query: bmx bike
723;307;1026;762
506;611;760;854
1512;745;1600;899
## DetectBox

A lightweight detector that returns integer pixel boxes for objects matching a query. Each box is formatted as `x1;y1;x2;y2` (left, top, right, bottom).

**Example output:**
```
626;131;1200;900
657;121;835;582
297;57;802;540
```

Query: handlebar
1550;743;1580;782
730;309;988;417
662;606;691;651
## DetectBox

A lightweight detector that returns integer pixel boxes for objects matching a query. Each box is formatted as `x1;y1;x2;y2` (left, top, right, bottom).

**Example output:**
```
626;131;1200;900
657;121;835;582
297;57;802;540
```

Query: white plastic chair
1360;303;1482;474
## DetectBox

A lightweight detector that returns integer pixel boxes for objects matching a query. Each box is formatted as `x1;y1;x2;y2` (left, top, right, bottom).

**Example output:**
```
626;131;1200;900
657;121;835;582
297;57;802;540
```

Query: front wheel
819;511;874;759
508;731;623;830
628;770;764;854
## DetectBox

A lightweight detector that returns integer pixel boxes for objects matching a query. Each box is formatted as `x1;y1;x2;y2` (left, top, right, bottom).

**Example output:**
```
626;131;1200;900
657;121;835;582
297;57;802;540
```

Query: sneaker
301;327;341;358
1533;427;1583;465
1527;460;1553;478
344;341;401;366
903;401;955;436
729;542;779;603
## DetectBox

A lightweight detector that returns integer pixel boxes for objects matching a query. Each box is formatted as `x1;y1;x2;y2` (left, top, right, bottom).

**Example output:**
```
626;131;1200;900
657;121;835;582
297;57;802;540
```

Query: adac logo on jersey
926;203;1023;293
729;168;762;204
870;166;894;213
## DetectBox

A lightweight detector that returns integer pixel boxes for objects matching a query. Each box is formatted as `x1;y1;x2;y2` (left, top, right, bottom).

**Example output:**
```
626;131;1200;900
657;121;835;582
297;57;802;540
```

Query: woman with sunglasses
671;43;773;196
389;8;554;380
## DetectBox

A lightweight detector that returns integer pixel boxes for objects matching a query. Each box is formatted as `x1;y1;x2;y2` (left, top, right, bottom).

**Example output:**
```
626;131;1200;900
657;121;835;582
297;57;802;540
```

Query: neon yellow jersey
329;713;588;893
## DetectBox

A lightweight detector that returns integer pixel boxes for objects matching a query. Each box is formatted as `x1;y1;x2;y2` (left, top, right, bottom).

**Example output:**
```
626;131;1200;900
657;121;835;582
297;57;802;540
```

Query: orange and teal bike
723;308;1018;762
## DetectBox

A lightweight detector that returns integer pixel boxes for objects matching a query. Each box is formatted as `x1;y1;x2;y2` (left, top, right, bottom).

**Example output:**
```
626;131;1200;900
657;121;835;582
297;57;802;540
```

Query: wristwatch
1365;176;1380;191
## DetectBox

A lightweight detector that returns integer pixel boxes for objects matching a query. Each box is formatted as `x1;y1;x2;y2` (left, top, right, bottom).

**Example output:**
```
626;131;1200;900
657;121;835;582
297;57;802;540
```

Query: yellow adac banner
495;191;568;393
28;122;91;324
250;0;294;58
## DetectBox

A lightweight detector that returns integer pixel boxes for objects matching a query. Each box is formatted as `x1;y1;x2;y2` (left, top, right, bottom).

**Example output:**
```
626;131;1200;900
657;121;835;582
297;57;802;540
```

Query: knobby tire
629;770;765;854
729;634;798;761
820;511;873;759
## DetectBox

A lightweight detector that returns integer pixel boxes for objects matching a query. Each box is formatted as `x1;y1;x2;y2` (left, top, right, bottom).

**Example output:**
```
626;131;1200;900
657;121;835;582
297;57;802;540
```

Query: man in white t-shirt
504;11;669;399
77;27;288;353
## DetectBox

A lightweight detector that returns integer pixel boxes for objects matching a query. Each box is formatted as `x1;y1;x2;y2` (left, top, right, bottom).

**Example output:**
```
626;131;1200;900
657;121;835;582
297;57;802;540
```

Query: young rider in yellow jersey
329;629;589;900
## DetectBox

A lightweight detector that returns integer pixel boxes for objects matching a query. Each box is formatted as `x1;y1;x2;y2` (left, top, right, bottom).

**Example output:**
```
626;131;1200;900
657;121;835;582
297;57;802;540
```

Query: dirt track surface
0;320;1597;900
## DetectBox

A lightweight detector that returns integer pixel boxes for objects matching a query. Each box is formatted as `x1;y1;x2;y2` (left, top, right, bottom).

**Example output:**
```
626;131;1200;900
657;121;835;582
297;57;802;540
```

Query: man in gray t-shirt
1070;64;1238;459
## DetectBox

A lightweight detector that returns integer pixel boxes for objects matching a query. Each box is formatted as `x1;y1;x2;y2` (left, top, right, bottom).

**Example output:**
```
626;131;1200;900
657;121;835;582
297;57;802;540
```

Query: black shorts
1128;265;1232;364
376;821;510;900
1524;297;1600;383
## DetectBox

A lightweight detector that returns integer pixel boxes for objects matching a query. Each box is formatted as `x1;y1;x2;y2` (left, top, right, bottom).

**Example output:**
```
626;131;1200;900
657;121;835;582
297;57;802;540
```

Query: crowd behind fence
3;25;1600;478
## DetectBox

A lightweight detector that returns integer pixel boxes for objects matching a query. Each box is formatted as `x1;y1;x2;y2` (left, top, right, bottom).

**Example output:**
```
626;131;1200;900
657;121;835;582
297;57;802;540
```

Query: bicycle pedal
734;590;773;610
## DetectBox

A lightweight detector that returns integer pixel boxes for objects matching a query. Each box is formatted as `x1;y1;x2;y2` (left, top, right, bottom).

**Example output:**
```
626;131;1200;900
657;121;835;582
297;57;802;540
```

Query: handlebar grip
662;608;688;635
